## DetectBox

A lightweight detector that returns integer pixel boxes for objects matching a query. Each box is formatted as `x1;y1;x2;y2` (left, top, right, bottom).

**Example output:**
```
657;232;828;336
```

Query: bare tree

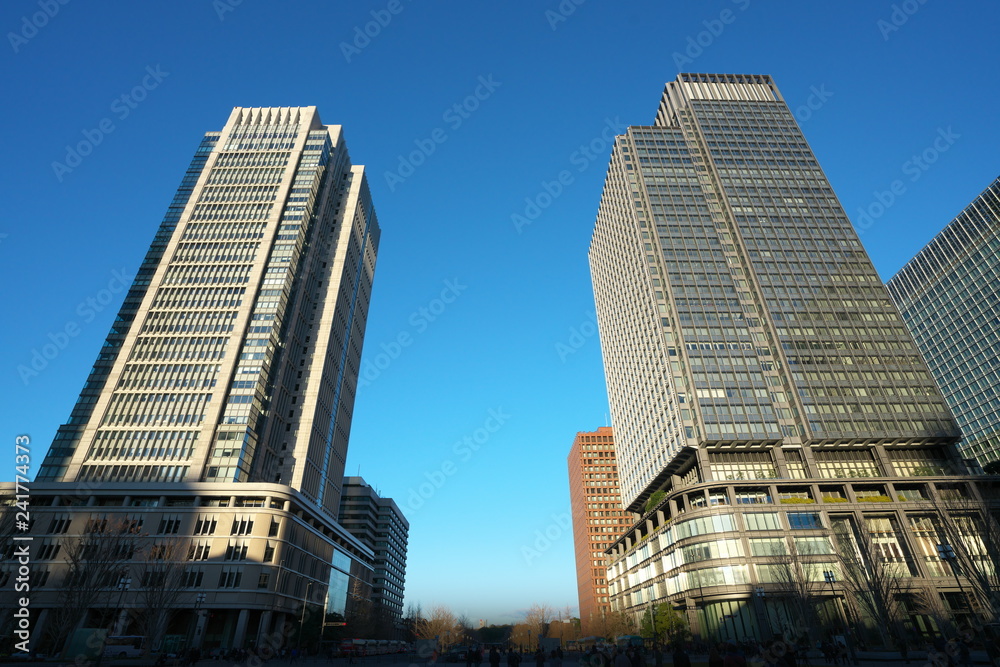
603;609;636;639
831;516;907;648
415;605;460;648
131;540;187;654
762;538;825;643
931;492;1000;627
43;517;145;656
524;603;553;645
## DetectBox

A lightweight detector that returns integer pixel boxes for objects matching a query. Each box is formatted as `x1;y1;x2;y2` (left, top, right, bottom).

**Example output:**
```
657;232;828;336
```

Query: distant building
2;106;382;654
887;177;1000;469
567;427;631;635
339;477;409;638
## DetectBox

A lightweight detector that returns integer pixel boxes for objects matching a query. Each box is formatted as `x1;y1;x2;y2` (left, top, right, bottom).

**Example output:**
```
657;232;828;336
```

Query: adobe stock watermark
671;0;751;70
521;509;572;565
545;0;585;30
17;267;133;385
555;312;598;362
358;278;467;387
877;0;929;41
854;126;959;234
511;116;627;234
340;0;413;62
383;74;502;192
7;0;70;53
51;65;170;182
404;407;512;514
213;0;245;21
792;84;833;124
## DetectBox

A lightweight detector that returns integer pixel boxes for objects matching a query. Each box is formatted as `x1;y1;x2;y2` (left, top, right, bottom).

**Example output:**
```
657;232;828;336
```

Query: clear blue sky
2;1;998;625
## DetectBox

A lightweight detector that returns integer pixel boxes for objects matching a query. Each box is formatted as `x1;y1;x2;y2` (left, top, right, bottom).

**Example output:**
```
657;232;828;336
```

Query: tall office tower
14;107;381;653
566;427;632;636
339;477;410;639
38;105;379;515
588;74;993;643
887;177;1000;469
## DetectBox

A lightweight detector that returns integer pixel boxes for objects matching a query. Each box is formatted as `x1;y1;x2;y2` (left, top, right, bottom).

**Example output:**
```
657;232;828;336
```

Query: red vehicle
339;639;368;657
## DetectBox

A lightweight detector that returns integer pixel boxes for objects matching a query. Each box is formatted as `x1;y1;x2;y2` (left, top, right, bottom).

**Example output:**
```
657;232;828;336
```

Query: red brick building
567;427;632;636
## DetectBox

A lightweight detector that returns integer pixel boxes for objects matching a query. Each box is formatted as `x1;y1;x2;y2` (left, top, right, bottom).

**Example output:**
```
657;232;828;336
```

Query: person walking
534;648;546;667
672;645;691;667
507;648;522;667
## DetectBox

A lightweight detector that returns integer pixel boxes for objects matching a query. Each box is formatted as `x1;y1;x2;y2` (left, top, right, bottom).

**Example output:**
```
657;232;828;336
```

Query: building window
225;540;249;561
709;450;776;480
812;449;880;478
744;513;781;531
219;567;243;588
188;541;211;561
787;513;823;530
194;516;218;535
231;517;254;536
735;488;772;504
182;569;205;588
36;541;61;560
158;515;182;534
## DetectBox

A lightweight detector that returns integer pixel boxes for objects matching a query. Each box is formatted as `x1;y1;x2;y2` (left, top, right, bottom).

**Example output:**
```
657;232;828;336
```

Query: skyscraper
14;107;382;653
887;177;1000;469
38;105;378;516
566;427;631;636
339;477;409;638
588;74;993;642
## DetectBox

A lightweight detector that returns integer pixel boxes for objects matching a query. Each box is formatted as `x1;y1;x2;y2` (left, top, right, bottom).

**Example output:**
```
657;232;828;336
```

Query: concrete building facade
587;74;998;645
887;177;1000;469
338;477;409;638
4;106;382;655
567;427;632;636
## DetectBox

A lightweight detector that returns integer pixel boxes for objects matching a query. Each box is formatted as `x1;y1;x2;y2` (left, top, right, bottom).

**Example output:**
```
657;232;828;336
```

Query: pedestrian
535;648;546;667
507;649;522;667
490;648;502;667
672;645;691;667
724;645;746;667
467;647;476;667
708;647;724;667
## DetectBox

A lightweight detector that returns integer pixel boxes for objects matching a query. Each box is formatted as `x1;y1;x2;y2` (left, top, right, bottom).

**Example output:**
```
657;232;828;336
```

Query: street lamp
938;543;972;625
186;593;207;653
755;587;773;638
114;576;132;635
96;576;131;667
299;581;314;653
823;571;857;666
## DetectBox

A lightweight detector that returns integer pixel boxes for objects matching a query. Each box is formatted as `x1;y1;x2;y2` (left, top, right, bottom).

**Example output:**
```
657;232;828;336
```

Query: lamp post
95;575;131;667
187;593;207;653
822;571;838;633
823;571;857;666
113;576;132;635
299;581;314;653
755;587;773;638
938;543;972;626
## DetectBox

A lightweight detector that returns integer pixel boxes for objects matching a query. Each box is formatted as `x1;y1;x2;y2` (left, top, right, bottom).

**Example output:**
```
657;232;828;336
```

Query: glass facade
887;177;1000;467
589;74;989;644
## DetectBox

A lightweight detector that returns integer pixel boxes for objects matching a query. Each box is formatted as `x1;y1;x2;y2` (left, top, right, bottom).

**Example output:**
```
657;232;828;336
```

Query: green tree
639;604;689;644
